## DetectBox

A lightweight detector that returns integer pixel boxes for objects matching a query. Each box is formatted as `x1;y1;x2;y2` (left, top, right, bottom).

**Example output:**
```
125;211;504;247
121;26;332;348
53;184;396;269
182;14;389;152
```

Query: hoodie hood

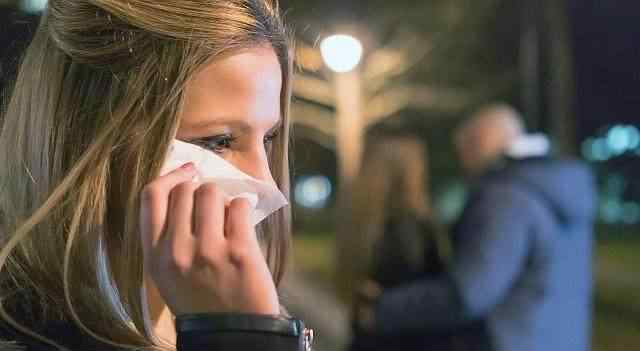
489;158;598;224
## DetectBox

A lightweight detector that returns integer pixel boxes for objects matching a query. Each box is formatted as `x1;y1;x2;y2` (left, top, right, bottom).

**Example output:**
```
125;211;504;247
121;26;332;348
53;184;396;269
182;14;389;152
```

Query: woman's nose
237;145;276;186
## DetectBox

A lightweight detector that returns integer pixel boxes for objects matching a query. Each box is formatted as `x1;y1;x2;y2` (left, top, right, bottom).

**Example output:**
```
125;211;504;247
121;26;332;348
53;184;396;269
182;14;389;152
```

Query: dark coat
370;215;446;288
0;314;304;350
374;157;597;351
350;214;454;351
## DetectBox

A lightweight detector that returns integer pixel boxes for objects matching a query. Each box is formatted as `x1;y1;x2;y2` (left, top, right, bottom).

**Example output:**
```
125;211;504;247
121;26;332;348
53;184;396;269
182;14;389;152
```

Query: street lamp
19;0;48;13
320;34;363;73
320;34;363;184
321;34;365;301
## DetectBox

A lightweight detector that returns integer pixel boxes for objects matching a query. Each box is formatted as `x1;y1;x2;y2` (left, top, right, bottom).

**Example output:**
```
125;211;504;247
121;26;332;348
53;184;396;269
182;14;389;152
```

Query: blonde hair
339;134;431;300
0;1;292;350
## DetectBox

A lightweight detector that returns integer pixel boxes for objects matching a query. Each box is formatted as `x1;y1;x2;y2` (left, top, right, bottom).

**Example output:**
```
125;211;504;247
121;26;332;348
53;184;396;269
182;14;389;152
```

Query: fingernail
180;162;195;171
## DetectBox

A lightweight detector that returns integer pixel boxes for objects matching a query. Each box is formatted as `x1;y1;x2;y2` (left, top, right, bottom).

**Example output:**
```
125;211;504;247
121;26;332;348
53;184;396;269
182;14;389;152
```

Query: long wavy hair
0;1;292;350
340;134;433;300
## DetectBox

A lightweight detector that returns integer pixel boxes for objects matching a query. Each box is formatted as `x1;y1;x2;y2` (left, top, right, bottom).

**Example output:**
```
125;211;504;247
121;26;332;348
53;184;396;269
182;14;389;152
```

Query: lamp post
321;34;364;302
320;34;363;186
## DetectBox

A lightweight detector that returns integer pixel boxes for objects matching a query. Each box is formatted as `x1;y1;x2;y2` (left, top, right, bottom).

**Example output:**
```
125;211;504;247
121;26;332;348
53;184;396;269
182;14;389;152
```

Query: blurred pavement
282;271;349;351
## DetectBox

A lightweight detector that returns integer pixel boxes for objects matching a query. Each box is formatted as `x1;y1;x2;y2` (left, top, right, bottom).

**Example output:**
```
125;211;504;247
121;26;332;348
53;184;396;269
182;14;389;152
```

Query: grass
596;236;640;268
592;232;640;351
291;233;336;288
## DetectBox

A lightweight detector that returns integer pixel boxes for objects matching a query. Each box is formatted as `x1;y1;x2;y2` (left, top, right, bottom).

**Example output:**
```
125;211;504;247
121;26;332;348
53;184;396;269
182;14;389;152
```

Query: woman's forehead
180;47;282;132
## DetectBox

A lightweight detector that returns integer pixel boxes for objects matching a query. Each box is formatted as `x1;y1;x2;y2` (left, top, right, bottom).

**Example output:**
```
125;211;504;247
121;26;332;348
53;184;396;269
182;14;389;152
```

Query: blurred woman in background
347;133;451;351
0;1;311;350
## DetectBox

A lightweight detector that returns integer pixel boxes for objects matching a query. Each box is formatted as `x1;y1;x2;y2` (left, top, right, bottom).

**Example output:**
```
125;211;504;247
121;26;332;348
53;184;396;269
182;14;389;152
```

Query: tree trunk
544;0;576;156
520;0;542;131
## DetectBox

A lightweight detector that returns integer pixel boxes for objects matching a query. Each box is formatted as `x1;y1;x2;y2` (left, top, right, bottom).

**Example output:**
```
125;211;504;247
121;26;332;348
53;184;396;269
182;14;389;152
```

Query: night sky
570;0;640;139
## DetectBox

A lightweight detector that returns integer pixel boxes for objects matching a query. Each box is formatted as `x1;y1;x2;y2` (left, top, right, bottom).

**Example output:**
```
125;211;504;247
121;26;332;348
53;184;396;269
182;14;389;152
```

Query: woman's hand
352;279;383;333
139;163;280;316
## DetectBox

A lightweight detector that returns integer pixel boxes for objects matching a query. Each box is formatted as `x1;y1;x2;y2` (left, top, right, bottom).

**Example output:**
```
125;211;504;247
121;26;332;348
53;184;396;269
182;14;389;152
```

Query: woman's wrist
176;313;296;334
175;313;313;350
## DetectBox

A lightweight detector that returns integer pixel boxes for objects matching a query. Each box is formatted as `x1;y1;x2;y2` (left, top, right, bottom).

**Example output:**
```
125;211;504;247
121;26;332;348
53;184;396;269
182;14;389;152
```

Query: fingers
167;181;197;234
166;181;199;272
193;183;226;258
142;165;258;277
140;163;197;252
225;197;262;267
225;197;254;243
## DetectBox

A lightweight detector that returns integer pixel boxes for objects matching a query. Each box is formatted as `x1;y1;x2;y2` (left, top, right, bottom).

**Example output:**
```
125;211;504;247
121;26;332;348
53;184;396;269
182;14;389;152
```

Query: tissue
160;139;288;226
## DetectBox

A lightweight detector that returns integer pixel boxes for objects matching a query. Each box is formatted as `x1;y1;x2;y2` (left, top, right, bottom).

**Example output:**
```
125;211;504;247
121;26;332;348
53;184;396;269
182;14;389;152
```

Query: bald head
455;103;525;175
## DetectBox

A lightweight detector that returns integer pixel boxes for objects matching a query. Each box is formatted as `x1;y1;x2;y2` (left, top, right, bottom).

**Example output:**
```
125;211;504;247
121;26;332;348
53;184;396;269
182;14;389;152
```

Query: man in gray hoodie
369;104;597;351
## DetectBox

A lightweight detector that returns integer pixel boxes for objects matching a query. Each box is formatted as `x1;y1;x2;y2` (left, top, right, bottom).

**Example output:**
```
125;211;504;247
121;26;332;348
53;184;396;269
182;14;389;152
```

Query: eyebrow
187;117;283;134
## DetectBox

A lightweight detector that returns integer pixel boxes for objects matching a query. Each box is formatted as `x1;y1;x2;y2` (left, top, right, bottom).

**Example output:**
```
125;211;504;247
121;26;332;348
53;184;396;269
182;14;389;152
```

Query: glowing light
590;139;610;161
320;34;363;73
20;0;47;12
625;125;640;149
294;175;333;209
622;202;640;224
435;183;467;223
605;124;640;155
581;138;596;161
601;198;623;224
607;125;629;155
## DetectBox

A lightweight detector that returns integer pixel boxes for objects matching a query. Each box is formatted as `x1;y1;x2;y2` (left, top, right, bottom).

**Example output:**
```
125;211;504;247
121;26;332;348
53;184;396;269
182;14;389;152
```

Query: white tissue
160;139;288;226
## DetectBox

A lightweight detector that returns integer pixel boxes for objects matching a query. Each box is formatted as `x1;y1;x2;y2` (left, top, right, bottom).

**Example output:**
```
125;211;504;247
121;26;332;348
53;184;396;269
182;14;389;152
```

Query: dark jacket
0;313;307;350
351;215;453;351
374;157;597;351
370;215;446;289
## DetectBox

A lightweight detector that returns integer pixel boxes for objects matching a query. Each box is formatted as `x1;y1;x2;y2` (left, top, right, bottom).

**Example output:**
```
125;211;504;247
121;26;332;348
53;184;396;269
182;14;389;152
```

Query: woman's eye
196;135;236;154
264;131;279;146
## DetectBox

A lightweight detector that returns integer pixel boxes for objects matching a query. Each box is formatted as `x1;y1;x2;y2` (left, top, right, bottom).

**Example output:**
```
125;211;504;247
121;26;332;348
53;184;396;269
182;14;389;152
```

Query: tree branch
291;102;336;137
293;74;334;107
365;85;470;125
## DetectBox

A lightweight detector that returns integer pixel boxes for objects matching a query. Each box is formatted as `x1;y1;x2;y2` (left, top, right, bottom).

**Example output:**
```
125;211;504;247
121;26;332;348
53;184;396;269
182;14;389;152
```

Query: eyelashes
194;134;237;154
191;130;279;155
263;129;279;146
